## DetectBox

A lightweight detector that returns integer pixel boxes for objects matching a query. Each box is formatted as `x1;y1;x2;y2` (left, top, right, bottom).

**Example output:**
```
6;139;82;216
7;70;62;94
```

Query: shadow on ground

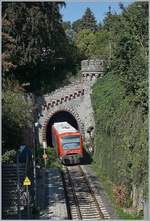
81;148;93;165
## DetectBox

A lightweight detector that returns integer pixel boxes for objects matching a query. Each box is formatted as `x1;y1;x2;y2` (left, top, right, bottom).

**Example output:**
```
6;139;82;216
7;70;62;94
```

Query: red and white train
52;122;84;164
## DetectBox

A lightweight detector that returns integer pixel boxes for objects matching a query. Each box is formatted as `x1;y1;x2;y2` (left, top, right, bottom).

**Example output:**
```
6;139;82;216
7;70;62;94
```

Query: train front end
59;133;84;164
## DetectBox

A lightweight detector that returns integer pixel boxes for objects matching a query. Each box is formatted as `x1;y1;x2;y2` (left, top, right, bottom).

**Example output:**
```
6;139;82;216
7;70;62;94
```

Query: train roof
52;122;78;134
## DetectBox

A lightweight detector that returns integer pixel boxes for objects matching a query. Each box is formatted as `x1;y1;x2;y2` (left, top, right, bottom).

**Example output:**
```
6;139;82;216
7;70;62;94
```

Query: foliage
2;149;16;163
117;208;143;220
72;8;97;33
106;2;148;112
91;4;148;213
65;28;76;43
112;184;129;207
36;146;61;168
36;146;44;167
2;2;66;67
91;74;148;211
74;28;113;60
62;21;76;42
63;21;71;31
91;163;142;219
2;17;16;73
71;7;98;60
2;2;79;93
2;80;34;153
75;29;96;59
93;30;110;59
72;19;84;33
82;8;97;32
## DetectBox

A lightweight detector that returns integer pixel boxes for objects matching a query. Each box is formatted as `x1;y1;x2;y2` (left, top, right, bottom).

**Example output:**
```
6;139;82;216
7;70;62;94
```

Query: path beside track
37;168;68;220
36;165;117;220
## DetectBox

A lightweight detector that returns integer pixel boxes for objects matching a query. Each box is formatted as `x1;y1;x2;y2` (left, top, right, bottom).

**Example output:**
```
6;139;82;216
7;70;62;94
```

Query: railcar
52;122;84;164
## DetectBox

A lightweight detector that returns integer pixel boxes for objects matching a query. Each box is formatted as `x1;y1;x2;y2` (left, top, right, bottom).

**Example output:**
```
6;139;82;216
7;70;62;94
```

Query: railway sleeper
64;165;106;219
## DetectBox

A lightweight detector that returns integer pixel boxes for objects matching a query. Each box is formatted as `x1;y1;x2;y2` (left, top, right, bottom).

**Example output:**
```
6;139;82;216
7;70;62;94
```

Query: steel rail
64;165;105;219
78;165;104;219
66;166;82;219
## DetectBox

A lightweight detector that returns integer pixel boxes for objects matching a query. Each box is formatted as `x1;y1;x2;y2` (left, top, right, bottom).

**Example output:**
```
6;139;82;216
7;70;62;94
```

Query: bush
112;184;129;207
2;149;16;163
2;82;34;153
36;145;61;168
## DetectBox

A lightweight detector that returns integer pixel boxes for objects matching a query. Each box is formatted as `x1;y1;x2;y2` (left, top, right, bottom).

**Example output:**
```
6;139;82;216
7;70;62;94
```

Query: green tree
96;2;148;111
110;2;148;111
72;8;97;33
2;17;16;73
63;21;71;31
82;7;97;32
2;80;34;153
2;2;77;93
63;21;76;42
75;29;96;59
72;19;84;33
93;30;110;59
102;8;122;62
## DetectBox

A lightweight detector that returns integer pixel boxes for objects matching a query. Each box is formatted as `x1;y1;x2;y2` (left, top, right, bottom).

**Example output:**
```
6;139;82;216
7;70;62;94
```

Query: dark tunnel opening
46;111;79;147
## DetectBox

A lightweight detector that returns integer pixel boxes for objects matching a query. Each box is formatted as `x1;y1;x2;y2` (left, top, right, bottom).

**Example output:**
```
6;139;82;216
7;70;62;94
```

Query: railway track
63;165;110;220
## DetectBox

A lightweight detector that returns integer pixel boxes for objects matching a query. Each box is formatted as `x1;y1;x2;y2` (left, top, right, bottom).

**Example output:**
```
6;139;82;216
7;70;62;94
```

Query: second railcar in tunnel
52;122;84;164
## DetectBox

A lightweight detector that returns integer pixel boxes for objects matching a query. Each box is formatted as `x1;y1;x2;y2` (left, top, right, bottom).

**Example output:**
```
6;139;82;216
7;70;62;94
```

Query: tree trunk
132;184;138;210
132;184;144;214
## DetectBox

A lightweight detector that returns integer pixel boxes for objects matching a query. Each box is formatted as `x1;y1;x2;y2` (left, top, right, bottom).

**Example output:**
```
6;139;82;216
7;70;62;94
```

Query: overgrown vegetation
2;80;34;154
36;146;62;169
92;74;148;217
2;2;148;218
91;2;148;217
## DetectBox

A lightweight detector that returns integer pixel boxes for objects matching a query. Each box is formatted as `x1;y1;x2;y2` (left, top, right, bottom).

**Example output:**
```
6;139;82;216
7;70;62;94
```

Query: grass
91;161;143;220
117;208;143;219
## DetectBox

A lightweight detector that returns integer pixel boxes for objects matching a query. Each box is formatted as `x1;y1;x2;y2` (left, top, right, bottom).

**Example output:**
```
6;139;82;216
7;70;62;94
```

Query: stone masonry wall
37;59;104;145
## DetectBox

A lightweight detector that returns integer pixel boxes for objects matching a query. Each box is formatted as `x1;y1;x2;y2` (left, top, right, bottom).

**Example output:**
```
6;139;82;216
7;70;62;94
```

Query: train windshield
61;135;80;150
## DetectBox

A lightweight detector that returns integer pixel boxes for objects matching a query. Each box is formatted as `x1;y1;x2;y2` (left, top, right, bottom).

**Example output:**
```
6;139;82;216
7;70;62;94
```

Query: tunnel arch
46;111;79;147
41;107;84;146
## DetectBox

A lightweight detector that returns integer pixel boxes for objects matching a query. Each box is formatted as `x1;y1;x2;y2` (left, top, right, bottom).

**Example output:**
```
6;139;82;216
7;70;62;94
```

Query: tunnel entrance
46;111;79;147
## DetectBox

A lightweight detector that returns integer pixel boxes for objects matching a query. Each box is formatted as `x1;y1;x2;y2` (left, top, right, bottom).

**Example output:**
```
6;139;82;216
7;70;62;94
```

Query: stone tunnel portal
46;111;79;147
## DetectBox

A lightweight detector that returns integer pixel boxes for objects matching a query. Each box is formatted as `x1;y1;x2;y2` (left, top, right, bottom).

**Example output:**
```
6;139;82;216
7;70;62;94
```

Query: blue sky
60;1;135;24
